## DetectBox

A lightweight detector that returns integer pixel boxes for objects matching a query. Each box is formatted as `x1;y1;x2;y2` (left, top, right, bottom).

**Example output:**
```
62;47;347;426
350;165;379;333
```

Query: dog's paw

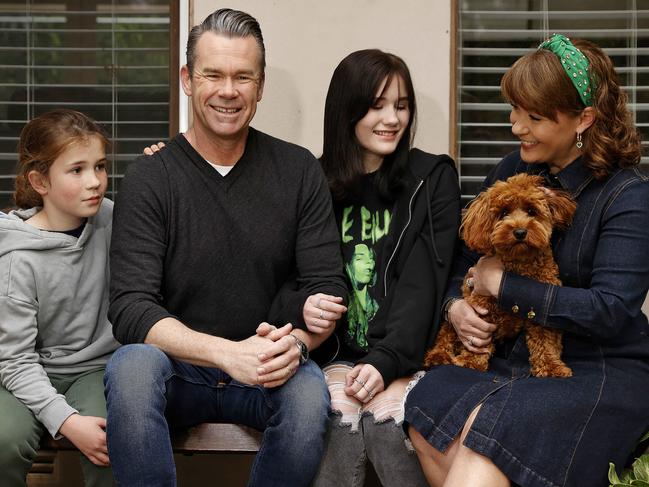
532;364;573;378
424;346;454;368
424;349;454;368
456;353;489;372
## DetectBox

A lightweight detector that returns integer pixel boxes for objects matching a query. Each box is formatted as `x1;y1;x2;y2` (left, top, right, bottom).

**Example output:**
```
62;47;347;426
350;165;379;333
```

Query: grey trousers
312;414;428;487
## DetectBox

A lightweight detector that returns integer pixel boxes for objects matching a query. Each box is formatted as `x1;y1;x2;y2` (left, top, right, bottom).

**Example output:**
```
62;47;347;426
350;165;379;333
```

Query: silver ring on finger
354;378;366;387
468;336;475;347
368;390;375;400
319;310;324;320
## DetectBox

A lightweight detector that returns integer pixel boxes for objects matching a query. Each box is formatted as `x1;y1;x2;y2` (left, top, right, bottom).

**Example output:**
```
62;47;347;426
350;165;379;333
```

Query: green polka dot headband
538;34;595;107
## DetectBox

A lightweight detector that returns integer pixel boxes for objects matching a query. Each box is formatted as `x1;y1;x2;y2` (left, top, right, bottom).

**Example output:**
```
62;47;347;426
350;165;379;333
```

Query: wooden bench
28;423;262;484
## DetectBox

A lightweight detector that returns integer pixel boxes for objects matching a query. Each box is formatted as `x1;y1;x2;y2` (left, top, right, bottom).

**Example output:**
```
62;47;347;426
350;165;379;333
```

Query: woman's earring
576;132;583;149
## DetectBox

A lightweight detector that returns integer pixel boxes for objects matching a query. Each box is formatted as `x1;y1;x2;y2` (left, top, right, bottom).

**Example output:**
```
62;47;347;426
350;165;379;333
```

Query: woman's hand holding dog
448;298;495;354
468;255;504;298
454;255;504;353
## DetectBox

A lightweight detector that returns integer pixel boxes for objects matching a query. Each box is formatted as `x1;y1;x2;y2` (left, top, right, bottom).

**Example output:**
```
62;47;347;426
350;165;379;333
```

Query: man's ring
467;277;475;289
468;336;475;347
319;310;324;320
368;390;375;399
355;378;366;386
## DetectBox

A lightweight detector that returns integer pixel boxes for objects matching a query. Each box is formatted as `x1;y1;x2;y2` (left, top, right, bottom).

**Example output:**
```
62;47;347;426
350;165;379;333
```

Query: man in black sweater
104;9;347;487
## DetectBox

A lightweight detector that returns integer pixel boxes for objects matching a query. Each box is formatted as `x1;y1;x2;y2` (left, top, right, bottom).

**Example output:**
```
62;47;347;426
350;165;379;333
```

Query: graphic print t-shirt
335;173;392;355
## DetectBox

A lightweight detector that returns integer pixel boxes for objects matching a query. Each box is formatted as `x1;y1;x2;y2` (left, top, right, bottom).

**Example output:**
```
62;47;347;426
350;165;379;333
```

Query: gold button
527;310;536;320
512;304;519;313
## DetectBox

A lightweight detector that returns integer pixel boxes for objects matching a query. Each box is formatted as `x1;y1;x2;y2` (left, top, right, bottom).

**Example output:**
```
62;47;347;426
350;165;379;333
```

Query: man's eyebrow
199;67;258;76
198;67;221;75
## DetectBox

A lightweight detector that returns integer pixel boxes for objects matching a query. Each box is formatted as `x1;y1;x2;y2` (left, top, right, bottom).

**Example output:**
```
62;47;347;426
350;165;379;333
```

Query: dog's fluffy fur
425;173;576;377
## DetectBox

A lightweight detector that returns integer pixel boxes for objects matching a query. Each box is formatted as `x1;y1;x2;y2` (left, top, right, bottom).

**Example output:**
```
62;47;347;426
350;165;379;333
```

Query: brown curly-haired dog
425;173;576;377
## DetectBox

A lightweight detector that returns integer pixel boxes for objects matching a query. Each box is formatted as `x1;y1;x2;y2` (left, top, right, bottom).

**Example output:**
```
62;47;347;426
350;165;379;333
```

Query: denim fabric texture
406;152;649;487
104;344;329;487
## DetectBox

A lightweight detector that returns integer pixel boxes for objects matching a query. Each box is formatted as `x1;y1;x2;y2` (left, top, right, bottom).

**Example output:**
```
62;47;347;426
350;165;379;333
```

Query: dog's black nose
513;228;527;240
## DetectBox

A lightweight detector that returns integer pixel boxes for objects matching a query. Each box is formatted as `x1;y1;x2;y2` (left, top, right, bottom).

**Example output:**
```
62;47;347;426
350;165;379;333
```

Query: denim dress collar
531;156;594;196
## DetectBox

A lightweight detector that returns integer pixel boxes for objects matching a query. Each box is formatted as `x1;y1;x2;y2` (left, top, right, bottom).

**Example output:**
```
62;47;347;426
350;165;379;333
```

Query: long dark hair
321;49;417;201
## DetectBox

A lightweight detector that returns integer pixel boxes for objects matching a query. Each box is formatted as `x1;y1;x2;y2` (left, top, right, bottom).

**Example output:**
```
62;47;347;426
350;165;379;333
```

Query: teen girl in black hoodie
311;49;461;487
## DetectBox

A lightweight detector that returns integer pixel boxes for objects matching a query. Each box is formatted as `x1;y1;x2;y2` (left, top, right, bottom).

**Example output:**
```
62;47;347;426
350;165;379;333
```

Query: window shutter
457;4;649;203
0;1;172;210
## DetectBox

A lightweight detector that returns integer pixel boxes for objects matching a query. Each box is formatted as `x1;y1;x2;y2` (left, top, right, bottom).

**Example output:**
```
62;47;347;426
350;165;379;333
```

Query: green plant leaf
633;455;649;481
609;463;622;482
630;481;649;487
610;462;630;486
640;431;649;443
624;468;638;483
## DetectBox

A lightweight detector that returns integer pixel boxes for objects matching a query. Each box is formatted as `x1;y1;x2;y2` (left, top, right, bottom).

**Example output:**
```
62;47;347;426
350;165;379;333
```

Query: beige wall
190;0;453;156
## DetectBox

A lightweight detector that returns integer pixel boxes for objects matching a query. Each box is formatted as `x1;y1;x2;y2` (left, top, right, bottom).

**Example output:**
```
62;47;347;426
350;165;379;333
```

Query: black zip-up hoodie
325;149;461;386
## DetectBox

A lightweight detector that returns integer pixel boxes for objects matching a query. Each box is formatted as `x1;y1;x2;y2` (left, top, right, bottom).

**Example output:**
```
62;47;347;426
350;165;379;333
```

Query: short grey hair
186;8;265;77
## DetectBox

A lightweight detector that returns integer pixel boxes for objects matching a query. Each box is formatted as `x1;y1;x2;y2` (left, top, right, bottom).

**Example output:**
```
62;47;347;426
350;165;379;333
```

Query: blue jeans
104;344;329;487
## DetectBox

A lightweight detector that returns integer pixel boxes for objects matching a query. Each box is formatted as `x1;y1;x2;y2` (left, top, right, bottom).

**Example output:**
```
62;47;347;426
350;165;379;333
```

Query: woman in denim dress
405;35;649;487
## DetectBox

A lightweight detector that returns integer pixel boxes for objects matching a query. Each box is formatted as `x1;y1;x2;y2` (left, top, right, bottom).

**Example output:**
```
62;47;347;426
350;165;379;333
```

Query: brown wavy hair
501;38;641;179
14;109;109;209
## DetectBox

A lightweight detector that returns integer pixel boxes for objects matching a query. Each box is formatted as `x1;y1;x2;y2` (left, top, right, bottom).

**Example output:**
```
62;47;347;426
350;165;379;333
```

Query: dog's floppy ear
547;190;577;230
460;190;495;253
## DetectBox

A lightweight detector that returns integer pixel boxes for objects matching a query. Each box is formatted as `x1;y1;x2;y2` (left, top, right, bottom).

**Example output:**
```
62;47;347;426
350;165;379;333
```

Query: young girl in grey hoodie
0;109;117;487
